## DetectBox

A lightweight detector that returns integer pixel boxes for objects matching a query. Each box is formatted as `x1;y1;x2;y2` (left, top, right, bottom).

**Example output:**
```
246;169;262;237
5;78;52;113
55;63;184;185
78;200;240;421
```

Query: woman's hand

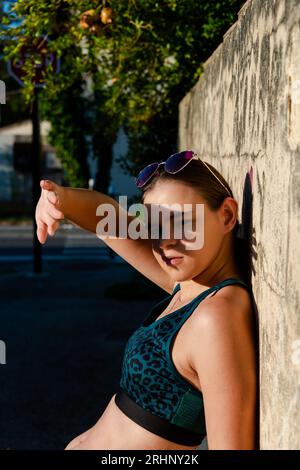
35;179;65;244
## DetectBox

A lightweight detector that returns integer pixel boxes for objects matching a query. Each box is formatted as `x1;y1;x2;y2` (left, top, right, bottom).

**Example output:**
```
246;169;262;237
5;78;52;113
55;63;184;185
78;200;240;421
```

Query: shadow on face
142;180;237;281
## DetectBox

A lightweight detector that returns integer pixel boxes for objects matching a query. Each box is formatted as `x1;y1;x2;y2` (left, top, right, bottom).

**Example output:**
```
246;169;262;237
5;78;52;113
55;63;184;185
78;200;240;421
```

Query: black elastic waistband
114;389;205;447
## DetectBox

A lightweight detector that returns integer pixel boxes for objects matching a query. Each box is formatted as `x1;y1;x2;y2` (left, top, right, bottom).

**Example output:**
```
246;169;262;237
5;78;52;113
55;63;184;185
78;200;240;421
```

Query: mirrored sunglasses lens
165;150;194;173
135;163;159;187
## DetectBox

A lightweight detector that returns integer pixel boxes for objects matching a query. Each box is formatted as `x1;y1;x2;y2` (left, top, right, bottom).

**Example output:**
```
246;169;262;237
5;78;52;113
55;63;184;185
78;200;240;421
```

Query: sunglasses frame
134;150;232;197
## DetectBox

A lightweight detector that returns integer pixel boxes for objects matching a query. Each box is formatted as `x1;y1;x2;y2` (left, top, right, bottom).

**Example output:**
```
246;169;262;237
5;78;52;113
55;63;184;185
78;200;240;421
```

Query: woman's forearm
56;186;124;234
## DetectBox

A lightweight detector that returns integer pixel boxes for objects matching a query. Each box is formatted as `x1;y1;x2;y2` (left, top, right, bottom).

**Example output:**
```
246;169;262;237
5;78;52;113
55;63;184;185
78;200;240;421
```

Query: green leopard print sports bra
114;277;253;446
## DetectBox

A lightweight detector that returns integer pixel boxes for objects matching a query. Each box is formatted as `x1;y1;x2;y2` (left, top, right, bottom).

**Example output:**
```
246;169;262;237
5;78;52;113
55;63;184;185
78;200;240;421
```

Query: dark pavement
0;224;165;450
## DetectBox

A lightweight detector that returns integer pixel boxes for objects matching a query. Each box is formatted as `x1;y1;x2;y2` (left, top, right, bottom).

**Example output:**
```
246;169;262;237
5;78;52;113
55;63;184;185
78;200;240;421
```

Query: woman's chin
163;267;193;282
158;257;194;277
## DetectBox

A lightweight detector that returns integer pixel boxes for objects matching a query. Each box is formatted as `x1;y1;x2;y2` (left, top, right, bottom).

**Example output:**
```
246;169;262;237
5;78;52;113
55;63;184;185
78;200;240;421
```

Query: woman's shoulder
187;282;255;345
197;281;252;320
185;283;256;380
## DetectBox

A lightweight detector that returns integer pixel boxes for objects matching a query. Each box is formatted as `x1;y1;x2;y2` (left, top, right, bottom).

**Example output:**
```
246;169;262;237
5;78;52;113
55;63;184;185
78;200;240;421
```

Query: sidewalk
0;254;158;450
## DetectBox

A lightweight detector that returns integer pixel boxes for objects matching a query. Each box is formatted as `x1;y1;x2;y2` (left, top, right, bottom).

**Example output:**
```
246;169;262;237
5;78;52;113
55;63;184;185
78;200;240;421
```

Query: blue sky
2;0;23;28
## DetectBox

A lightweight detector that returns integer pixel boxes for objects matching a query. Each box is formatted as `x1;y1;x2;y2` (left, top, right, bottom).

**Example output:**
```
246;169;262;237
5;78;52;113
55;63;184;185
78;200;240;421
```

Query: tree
2;0;246;189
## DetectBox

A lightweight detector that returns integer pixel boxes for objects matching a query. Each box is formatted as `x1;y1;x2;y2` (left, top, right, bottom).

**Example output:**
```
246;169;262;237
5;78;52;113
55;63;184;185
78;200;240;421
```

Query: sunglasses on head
134;149;232;197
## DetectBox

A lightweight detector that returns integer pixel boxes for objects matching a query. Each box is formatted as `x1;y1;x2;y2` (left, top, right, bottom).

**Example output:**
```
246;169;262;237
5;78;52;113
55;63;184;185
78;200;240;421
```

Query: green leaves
1;0;245;184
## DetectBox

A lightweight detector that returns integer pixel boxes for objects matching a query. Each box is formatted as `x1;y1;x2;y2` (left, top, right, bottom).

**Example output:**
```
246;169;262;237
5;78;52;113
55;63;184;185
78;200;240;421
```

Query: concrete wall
178;0;300;450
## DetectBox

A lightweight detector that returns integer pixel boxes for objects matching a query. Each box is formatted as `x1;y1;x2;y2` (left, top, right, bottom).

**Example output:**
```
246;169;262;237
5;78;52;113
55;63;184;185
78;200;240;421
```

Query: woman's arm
35;180;174;294
188;295;258;450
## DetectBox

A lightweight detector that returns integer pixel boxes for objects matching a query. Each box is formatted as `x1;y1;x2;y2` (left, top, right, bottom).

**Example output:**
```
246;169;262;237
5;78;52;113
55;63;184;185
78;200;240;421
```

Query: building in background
0;120;63;215
0;120;139;216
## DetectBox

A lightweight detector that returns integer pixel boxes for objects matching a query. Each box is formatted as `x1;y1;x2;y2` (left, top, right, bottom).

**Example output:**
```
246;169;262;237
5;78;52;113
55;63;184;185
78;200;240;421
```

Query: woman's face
142;180;236;283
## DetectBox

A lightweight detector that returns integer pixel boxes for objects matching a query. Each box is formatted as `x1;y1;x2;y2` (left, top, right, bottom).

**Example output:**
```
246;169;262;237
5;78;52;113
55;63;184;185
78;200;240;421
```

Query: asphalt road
0;223;159;450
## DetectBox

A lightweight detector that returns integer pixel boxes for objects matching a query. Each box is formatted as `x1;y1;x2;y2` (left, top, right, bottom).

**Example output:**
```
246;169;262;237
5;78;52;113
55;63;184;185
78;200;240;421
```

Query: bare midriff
65;393;200;450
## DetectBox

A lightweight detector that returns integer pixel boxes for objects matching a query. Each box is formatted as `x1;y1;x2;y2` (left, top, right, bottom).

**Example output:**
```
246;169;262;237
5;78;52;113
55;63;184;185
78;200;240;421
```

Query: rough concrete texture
178;0;300;450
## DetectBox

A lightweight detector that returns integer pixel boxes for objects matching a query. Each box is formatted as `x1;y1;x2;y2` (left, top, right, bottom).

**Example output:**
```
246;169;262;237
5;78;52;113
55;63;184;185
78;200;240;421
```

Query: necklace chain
164;293;183;315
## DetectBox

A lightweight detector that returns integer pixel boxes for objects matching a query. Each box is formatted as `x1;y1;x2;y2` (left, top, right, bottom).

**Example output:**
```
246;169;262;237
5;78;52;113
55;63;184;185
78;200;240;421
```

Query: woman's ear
221;198;239;234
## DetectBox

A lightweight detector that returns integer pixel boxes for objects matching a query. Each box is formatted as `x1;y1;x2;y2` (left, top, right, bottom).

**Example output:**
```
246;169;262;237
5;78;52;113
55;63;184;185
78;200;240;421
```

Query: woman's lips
163;256;184;266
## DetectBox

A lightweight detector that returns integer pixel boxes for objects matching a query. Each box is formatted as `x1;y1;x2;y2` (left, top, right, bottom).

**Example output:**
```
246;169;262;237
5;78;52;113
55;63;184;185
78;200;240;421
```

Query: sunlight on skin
142;179;241;299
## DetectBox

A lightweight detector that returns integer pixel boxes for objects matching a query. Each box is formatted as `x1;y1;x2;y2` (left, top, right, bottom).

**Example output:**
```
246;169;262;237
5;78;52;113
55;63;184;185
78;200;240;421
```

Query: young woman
35;150;258;450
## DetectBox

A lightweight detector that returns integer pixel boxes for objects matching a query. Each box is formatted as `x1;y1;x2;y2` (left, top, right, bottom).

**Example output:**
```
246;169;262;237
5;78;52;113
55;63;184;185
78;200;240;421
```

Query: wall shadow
238;166;260;450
